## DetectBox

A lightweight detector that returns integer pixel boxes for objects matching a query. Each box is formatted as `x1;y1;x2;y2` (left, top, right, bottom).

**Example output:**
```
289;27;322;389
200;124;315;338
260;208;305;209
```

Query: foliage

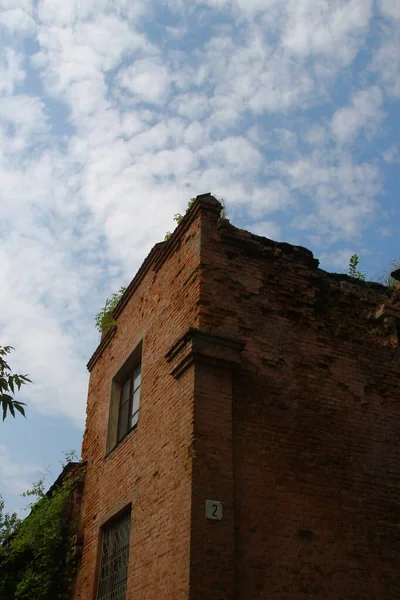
22;475;46;502
60;449;78;468
348;254;366;281
377;257;400;289
0;495;20;545
0;479;75;600
219;197;228;219
0;345;31;421
173;197;196;227
95;286;127;335
164;196;228;241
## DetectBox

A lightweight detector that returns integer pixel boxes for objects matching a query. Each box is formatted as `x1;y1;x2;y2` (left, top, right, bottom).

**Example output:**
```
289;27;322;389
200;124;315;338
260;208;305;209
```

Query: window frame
117;362;141;443
95;508;132;600
106;340;143;454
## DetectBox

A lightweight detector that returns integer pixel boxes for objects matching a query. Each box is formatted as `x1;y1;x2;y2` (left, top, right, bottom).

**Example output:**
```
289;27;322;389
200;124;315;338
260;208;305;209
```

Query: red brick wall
74;201;218;600
198;215;400;599
75;195;400;600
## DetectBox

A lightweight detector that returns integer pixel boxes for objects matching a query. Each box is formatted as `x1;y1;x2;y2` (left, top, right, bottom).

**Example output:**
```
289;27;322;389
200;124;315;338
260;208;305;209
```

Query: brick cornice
165;327;246;379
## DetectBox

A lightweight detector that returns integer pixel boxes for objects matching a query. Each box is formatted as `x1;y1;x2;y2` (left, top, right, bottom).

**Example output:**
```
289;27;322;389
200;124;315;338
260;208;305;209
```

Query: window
117;363;141;442
106;341;143;453
97;511;131;600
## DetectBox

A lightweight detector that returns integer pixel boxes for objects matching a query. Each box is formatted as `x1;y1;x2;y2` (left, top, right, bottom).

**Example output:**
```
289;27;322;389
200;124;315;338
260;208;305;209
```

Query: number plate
206;500;223;520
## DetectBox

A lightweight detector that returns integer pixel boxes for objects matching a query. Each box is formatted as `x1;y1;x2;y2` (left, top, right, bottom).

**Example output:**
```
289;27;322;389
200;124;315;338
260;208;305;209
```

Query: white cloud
173;92;210;120
282;0;372;64
247;180;294;219
319;248;355;271
370;23;400;98
32;14;151;125
0;444;38;496
379;226;392;237
117;58;171;105
0;0;33;8
383;145;400;163
0;94;49;135
182;121;207;147
199;137;261;173
0;0;394;437
0;48;25;96
249;220;282;240
378;0;400;21
270;150;381;240
331;86;383;144
201;31;318;116
0;0;35;35
37;0;148;26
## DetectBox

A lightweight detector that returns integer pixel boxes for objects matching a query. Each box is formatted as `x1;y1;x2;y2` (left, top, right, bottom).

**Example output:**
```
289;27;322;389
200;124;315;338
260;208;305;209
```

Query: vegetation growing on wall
164;196;228;240
0;495;20;545
348;254;366;281
95;196;228;336
95;286;127;335
348;254;400;289
0;476;78;600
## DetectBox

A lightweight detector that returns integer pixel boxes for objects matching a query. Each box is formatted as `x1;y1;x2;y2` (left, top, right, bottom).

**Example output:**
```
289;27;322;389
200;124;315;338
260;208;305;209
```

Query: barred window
97;511;131;600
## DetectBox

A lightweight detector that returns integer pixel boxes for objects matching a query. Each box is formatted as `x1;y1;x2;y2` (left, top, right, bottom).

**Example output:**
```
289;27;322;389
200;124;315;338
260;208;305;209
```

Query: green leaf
14;402;26;418
8;376;15;394
0;346;31;421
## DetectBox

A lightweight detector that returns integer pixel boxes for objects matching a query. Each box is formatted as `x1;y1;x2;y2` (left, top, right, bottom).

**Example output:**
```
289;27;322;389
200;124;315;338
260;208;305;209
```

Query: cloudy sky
0;0;399;514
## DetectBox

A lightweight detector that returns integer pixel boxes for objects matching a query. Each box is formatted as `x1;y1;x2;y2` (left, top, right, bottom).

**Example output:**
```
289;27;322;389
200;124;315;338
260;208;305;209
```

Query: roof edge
87;193;222;372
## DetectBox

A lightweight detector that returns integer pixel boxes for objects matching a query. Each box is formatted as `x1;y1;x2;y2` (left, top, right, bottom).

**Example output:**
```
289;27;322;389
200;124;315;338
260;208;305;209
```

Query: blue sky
0;0;399;514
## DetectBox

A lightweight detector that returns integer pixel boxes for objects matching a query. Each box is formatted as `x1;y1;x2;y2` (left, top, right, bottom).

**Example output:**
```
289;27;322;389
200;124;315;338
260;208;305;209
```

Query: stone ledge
165;327;246;379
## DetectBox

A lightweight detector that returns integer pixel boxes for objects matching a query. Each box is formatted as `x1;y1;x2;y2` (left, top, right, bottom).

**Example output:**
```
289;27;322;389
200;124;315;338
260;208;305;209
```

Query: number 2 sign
205;500;223;520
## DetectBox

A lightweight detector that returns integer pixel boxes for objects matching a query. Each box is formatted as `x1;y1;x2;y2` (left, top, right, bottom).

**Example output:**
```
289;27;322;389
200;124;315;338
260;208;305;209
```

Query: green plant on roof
95;286;127;336
348;254;365;281
164;196;228;241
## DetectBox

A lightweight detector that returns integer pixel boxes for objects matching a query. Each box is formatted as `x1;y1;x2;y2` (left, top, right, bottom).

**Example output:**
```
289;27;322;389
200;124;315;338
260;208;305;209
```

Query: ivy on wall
0;473;81;600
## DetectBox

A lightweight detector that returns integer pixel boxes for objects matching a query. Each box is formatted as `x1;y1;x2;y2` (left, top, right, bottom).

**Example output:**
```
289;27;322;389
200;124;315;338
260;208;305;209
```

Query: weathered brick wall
74;201;219;600
198;212;400;599
75;194;400;600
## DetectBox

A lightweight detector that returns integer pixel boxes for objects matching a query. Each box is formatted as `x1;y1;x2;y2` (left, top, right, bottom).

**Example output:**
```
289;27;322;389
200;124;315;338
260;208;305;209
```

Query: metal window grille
97;511;131;600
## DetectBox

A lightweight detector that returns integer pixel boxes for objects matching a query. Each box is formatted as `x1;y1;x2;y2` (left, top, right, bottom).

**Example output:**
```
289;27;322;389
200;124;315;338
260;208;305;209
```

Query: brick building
74;194;400;600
